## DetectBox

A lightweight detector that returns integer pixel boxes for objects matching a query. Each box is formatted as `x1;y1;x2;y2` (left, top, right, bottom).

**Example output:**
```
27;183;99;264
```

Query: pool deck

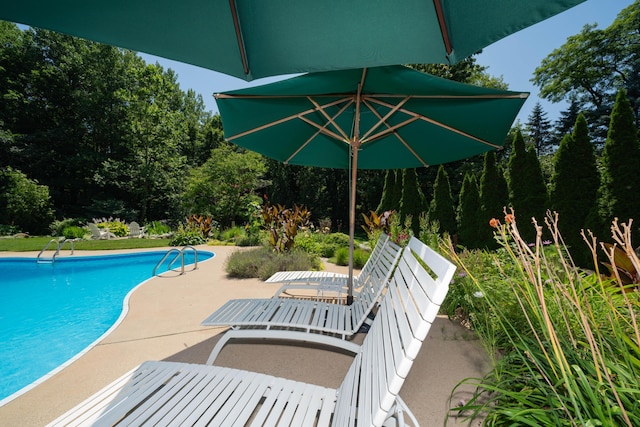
0;245;490;426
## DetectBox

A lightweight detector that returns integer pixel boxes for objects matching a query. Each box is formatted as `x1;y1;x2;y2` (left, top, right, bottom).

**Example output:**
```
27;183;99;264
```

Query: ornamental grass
443;210;640;426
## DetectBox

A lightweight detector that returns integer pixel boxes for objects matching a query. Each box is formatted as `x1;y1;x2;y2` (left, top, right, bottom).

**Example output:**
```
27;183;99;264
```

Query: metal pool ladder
37;238;80;263
153;245;199;276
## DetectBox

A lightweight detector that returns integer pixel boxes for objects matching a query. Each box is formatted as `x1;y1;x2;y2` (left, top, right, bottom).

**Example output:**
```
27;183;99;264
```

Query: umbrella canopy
1;0;585;81
215;65;528;300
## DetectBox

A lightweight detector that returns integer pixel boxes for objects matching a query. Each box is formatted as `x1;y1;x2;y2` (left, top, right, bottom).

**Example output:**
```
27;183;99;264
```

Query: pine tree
526;102;554;156
553;99;581;142
479;151;509;248
507;129;548;242
429;165;457;237
598;89;640;238
550;113;599;265
376;169;400;213
399;168;427;236
457;173;482;249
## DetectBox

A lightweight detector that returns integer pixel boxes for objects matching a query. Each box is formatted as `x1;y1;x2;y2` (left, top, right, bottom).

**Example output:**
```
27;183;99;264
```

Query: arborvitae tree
399;168;427;236
457;173;482;249
507;129;548;242
429;165;457;237
479;150;509;248
597;89;640;238
526;102;554;155
550;113;599;266
376;169;401;213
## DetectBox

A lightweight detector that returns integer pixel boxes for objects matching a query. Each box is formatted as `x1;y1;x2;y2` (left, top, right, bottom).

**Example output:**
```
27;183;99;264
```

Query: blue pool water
0;250;213;403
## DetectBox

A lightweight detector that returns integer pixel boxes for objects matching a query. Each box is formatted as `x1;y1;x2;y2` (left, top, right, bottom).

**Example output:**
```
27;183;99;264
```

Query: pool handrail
37;237;79;263
152;245;199;276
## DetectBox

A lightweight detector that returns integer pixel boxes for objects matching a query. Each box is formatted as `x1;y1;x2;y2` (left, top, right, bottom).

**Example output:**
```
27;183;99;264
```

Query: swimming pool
0;250;213;404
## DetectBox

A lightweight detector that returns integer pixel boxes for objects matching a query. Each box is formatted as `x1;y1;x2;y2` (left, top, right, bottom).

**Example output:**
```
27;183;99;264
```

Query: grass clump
226;247;321;280
443;210;640;426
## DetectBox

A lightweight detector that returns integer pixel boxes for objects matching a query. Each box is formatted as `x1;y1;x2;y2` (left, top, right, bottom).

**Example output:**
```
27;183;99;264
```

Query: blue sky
141;0;632;124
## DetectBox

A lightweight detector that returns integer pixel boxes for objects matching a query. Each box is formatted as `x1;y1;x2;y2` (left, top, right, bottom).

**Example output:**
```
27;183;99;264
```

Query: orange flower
489;218;499;228
505;213;515;224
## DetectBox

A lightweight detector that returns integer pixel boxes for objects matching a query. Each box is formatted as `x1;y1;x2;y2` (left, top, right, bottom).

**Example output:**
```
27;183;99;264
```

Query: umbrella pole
348;74;365;305
347;141;359;306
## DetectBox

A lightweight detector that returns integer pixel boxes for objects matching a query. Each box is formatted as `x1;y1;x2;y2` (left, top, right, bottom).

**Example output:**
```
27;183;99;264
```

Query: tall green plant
444;211;640;426
399;168;427;236
479;151;509;249
507;130;548;242
550;113;599;266
429;165;457;237
376;169;401;213
457;173;482;249
262;203;311;253
597;89;640;240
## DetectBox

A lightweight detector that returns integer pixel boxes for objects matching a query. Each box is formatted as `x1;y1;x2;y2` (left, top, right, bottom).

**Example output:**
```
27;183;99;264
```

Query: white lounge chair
201;238;402;362
47;237;454;427
88;223;115;240
269;233;392;301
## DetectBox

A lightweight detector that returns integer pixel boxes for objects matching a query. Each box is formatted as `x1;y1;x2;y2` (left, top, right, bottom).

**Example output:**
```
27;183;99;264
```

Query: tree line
1;1;639;258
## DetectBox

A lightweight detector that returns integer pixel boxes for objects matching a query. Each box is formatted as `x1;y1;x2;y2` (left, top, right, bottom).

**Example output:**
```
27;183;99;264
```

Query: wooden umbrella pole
348;139;360;305
348;71;365;305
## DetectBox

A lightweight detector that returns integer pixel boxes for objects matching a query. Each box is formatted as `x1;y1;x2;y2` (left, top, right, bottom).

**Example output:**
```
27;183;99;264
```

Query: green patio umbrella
0;0;585;81
215;65;528;301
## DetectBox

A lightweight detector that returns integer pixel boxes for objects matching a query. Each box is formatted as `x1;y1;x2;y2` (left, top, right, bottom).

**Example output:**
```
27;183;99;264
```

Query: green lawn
0;236;173;252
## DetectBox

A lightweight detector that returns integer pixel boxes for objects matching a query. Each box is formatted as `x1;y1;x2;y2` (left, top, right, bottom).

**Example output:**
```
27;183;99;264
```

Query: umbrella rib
365;97;503;149
221;98;351;141
362;99;430;168
306;96;352;142
433;0;453;56
229;0;250;76
359;95;411;141
297;115;348;142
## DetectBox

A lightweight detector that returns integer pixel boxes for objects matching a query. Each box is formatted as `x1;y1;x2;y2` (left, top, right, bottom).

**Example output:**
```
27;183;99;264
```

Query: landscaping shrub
219;226;246;242
62;226;86;239
0;224;20;236
293;232;323;255
225;247;321;280
169;223;206;246
321;232;350;255
334;246;369;269
187;214;217;238
50;218;84;237
262;203;311;253
144;220;171;236
93;217;129;237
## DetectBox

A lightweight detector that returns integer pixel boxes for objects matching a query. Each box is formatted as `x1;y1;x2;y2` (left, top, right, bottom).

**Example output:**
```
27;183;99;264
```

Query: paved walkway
0;245;490;426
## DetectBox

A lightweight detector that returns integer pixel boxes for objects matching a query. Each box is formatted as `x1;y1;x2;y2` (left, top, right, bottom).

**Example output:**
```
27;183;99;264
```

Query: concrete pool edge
0;247;215;408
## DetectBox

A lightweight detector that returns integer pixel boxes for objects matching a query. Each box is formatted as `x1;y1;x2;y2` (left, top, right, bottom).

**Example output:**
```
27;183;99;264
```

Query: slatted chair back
352;233;389;287
333;238;455;426
348;238;401;332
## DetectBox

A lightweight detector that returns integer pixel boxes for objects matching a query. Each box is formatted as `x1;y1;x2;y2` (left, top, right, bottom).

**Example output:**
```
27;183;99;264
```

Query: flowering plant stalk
443;210;640;426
